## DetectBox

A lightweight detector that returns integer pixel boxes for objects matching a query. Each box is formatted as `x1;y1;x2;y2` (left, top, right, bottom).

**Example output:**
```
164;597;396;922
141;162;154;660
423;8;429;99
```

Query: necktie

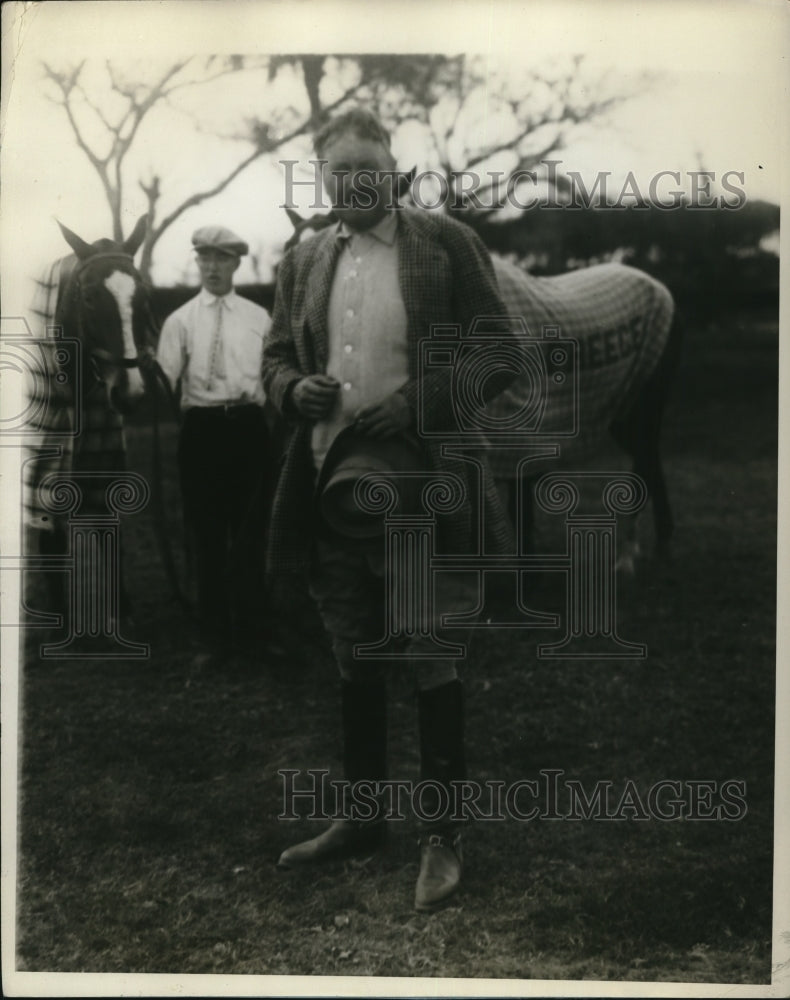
208;298;227;389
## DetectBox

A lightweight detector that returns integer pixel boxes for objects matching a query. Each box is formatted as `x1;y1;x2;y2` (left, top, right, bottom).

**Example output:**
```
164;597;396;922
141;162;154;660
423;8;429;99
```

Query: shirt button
346;308;354;318
348;270;357;278
355;257;362;264
343;381;352;391
344;344;353;354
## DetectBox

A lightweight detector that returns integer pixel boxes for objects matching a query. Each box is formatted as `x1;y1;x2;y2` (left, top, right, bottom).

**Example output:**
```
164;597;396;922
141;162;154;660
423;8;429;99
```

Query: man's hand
354;392;412;439
292;375;340;420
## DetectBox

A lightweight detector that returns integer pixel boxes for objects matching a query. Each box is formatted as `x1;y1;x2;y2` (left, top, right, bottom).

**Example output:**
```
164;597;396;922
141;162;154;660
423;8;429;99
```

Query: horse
487;254;679;564
281;207;681;568
24;215;159;638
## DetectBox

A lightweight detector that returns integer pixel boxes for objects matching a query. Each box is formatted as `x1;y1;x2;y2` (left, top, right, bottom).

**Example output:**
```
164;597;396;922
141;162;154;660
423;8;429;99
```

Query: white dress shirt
157;288;269;409
311;211;410;469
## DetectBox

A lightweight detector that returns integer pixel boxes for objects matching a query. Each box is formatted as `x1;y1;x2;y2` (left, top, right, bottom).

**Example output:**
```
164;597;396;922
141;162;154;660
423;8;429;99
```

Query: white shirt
157;288;269;409
311;212;409;469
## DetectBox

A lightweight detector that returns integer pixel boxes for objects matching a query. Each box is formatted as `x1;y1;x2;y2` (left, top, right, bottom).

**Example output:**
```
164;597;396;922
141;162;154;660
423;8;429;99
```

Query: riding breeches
308;535;479;690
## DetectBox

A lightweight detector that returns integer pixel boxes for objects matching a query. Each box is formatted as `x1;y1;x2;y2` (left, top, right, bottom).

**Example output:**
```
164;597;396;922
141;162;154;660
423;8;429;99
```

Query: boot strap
418;831;461;850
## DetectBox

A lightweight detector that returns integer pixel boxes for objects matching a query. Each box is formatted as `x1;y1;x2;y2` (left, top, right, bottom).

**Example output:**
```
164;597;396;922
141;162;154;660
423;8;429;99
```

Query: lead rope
141;355;194;615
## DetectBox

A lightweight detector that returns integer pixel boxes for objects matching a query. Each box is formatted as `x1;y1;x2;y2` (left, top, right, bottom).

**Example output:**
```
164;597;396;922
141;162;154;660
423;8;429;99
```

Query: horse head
56;214;156;412
283;208;337;252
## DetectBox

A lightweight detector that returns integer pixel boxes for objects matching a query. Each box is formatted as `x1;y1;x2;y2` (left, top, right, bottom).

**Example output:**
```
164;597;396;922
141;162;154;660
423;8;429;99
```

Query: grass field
13;308;778;985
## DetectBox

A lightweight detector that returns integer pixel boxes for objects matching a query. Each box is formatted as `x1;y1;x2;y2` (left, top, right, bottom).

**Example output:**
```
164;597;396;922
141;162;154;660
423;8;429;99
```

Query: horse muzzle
91;350;147;413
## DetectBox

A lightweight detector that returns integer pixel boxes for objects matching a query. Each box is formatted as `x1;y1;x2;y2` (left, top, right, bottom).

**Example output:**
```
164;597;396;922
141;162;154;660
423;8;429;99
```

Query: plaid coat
262;207;516;576
24;255;126;529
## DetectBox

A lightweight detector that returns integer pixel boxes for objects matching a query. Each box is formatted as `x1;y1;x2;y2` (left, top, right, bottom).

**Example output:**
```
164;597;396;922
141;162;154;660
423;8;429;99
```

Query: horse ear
123;214;148;257
285;207;304;229
57;221;93;260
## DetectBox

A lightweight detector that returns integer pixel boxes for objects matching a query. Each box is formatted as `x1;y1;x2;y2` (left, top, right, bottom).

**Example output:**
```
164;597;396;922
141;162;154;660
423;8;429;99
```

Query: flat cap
192;225;249;257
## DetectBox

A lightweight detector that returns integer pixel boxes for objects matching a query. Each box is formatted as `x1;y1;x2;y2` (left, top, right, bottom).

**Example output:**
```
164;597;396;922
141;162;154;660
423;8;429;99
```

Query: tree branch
149;143;275;242
74;82;116;133
114;61;192;161
148;78;358;247
158;56;269;97
43;64;111;173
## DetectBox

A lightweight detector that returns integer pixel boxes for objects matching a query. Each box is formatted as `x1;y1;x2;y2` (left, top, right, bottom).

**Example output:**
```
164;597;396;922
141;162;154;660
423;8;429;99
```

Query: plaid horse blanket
24;256;126;530
485;256;674;478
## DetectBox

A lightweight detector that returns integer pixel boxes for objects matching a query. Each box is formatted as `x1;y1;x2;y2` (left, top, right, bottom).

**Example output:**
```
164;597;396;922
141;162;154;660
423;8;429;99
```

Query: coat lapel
304;229;342;372
397;212;451;374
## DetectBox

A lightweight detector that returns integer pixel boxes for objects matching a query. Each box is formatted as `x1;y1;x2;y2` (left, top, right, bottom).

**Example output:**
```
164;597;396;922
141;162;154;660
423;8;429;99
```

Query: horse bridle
69;250;159;373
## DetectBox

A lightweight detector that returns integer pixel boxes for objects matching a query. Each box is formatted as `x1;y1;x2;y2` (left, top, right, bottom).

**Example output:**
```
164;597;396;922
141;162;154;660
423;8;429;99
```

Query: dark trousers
178;405;271;650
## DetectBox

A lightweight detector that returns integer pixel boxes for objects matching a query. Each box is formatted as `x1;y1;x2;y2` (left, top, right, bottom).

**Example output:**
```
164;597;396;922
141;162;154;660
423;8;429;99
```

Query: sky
0;0;787;309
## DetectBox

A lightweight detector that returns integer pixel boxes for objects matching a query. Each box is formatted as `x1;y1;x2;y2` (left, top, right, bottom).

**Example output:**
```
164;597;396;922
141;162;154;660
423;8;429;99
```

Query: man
262;109;516;910
157;225;272;666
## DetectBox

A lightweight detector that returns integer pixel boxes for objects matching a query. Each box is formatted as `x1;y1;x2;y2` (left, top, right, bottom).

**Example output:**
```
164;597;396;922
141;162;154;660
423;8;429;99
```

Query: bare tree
43;53;649;279
43;54;425;278
42;57;275;277
292;53;652;225
405;54;655;222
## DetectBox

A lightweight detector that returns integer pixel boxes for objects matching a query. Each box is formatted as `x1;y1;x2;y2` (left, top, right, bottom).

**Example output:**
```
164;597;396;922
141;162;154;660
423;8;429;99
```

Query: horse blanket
24;256;126;530
485;256;674;478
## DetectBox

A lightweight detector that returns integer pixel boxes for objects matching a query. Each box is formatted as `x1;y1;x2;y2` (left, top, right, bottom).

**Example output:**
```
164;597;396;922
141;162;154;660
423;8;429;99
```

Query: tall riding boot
414;679;466;912
277;678;388;868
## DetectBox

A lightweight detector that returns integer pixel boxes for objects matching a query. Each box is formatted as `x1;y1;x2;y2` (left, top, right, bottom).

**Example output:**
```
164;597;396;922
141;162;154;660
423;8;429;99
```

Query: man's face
196;249;240;296
320;132;398;232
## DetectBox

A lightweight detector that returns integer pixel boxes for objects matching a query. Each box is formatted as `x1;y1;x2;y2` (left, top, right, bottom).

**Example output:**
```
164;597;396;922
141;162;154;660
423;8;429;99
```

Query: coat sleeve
261;251;305;416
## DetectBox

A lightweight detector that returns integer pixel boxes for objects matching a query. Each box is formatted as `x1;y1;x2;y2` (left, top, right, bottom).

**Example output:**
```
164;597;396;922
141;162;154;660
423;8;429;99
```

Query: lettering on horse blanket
486;256;675;479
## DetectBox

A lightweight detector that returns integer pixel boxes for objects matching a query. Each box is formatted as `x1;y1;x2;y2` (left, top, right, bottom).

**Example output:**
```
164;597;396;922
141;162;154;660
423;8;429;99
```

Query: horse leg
610;403;662;569
611;315;683;560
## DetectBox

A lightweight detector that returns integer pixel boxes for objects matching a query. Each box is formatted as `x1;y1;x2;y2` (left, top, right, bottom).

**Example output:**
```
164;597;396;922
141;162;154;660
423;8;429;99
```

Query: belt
186;403;262;419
